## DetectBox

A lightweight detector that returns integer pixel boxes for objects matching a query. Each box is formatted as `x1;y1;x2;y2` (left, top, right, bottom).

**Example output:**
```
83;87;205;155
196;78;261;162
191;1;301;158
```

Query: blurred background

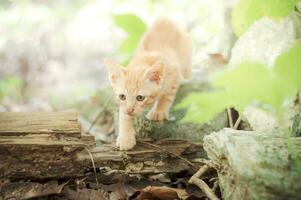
0;0;238;139
1;0;300;142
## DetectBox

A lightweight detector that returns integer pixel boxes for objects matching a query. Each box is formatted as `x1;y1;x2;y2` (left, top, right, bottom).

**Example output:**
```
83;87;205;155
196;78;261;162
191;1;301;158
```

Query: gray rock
229;13;301;135
203;128;301;200
230;13;301;68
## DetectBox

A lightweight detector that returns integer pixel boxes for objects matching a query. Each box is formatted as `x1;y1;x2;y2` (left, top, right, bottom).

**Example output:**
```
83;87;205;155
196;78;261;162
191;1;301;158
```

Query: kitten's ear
144;60;165;85
104;58;126;85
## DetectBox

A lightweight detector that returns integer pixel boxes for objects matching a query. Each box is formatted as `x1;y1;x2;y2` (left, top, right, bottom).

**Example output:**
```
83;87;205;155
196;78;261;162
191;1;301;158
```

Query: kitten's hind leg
147;88;178;121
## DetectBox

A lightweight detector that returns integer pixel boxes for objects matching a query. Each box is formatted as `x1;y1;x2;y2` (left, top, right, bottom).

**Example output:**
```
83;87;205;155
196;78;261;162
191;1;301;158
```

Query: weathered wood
0;112;81;137
80;134;96;147
0;112;90;179
0;137;203;179
0;112;203;179
203;129;301;200
0;135;88;179
79;139;203;174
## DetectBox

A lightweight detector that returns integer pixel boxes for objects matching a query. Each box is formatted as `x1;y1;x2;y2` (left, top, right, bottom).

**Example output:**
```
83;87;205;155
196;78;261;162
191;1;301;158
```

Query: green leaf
213;62;287;109
275;41;301;92
176;91;230;124
114;14;146;35
178;41;301;124
232;0;299;36
114;14;147;56
0;76;23;102
119;33;141;54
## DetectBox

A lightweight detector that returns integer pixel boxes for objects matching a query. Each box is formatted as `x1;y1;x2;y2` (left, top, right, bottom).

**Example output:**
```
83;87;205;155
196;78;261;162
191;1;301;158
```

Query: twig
212;180;219;192
85;147;100;190
233;115;242;130
75;177;87;191
209;177;218;183
188;165;219;200
86;94;114;134
227;108;233;128
86;108;105;134
190;178;219;200
192;164;209;178
137;140;199;170
194;158;219;170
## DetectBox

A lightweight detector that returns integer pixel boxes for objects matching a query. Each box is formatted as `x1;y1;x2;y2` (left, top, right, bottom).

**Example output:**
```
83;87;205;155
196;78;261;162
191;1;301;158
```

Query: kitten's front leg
147;82;179;121
147;93;176;121
116;108;136;150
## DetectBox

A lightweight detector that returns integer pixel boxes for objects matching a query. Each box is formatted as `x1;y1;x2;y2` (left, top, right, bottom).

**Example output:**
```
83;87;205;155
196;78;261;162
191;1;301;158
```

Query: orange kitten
104;18;192;150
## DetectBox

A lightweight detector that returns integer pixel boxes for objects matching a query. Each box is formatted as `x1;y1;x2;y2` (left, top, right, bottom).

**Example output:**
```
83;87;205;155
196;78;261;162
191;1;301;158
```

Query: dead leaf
1;180;69;199
63;187;108;200
105;183;128;200
136;186;187;200
148;173;171;183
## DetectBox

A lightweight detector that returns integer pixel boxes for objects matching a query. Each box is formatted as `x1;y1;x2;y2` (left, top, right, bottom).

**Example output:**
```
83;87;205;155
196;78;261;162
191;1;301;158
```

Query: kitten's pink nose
126;108;134;115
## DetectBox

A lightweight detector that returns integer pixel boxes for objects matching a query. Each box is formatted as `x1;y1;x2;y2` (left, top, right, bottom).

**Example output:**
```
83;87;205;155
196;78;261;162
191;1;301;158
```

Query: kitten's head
104;58;165;116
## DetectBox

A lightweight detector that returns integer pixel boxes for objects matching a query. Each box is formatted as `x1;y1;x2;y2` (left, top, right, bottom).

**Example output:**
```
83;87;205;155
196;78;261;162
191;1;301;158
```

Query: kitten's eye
136;95;145;101
119;94;126;101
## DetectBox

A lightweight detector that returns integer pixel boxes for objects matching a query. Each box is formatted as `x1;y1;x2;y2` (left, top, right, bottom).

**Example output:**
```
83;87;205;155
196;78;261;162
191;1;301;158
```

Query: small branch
84;147;100;190
194;158;219;170
192;164;209;178
188;165;219;200
233;115;242;130
86;94;114;134
212;180;219;192
189;178;219;200
137;140;199;170
227;108;234;128
191;179;219;200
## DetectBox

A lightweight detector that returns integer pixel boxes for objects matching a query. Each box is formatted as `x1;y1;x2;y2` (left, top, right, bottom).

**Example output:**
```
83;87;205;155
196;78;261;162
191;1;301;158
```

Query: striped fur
105;18;192;150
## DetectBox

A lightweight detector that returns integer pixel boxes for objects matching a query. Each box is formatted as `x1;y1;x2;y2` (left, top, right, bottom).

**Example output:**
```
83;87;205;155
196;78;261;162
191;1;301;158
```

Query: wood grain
0;112;202;179
0;135;87;178
0;112;81;137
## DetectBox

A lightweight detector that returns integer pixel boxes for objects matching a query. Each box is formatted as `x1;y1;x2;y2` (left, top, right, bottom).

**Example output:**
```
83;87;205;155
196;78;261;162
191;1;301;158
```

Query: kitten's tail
179;21;192;80
180;37;192;80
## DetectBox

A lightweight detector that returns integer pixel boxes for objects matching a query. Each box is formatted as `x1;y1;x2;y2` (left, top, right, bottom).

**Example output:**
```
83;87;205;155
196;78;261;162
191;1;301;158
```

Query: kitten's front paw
147;110;169;121
116;134;136;150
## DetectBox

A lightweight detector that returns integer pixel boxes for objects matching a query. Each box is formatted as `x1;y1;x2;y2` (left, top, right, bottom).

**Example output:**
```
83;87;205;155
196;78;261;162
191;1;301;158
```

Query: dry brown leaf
1;180;69;199
136;186;189;200
63;187;108;200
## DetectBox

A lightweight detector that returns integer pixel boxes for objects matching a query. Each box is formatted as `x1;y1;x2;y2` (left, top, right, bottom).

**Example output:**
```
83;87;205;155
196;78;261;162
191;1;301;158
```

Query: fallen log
0;112;81;137
0;134;87;179
0;112;204;179
79;139;203;174
203;128;301;200
0;137;203;179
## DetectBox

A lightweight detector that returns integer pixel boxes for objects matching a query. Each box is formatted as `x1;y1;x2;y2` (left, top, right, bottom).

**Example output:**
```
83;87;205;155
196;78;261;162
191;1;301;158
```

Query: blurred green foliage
177;42;301;124
178;42;301;173
0;76;23;102
232;0;299;36
113;14;147;65
49;85;97;109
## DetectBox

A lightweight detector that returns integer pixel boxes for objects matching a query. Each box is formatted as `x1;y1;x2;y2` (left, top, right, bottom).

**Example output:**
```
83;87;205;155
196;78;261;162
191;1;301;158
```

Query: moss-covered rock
204;129;301;200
